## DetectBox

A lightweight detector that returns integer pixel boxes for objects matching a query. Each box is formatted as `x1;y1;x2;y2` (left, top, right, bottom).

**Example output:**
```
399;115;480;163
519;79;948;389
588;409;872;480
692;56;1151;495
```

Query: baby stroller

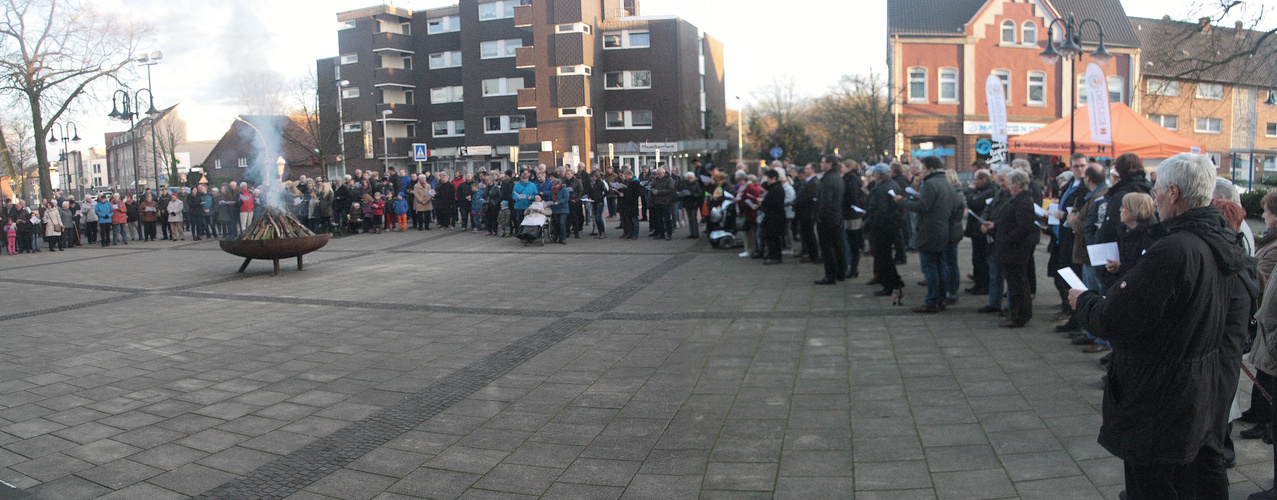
708;198;741;249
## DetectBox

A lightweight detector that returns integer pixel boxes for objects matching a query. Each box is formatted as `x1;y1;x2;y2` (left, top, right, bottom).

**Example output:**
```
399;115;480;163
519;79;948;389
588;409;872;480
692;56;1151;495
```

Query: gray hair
1155;153;1215;209
770;160;783;169
1006;169;1030;189
1213;177;1241;204
1010;159;1031;172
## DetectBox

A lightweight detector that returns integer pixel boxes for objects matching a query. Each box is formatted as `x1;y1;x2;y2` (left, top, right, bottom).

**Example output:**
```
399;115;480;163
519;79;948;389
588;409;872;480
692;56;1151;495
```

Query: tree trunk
28;93;52;201
0;120;21;201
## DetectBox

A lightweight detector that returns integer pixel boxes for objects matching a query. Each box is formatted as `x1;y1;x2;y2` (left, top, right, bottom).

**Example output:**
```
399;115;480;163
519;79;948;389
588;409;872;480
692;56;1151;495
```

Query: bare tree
151;112;186;182
1142;1;1277;83
752;76;808;129
1;117;35;200
809;72;894;161
283;71;337;171
0;0;148;200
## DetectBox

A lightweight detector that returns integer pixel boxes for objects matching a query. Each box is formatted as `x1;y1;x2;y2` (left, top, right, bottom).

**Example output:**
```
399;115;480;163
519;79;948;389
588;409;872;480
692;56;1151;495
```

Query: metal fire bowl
219;234;330;260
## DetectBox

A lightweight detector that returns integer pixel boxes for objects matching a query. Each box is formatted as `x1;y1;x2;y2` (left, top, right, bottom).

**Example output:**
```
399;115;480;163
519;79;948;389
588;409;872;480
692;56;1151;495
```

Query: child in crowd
371;192;385;234
361;194;375;233
497;201;511;237
4;218;16;255
347;202;364;234
471;182;486;233
394;192;409;231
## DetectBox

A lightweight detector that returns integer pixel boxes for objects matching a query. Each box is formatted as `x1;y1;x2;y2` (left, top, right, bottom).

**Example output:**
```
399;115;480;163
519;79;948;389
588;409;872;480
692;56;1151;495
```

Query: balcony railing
374;67;415;87
517;87;536;109
372;32;414;53
515;46;535;69
513;3;533;28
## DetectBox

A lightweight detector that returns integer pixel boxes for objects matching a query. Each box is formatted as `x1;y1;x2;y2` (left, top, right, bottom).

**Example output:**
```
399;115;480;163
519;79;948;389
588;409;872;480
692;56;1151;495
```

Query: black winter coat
1075;206;1249;465
991;190;1038;266
964;181;999;238
841;171;865;221
794;177;819;222
815;172;845;225
865;180;900;238
435;181;456;210
760;182;787;238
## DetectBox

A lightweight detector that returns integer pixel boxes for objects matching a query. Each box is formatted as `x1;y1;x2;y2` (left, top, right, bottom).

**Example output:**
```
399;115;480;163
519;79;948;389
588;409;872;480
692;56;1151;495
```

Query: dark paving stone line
597;307;920;321
386;249;684;256
0;294;144;322
193;316;593;500
0;480;36;500
0;277;149;294
167;291;569;318
0;249;157;272
575;253;696;312
160;275;253;292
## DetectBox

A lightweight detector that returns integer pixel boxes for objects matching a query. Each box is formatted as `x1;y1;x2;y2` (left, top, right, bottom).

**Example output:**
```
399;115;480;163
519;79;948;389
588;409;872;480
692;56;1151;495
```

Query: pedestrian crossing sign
412;143;429;161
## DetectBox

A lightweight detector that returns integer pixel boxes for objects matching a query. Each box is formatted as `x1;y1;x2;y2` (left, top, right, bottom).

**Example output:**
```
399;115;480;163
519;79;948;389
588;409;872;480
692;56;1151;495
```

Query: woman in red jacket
111;195;129;244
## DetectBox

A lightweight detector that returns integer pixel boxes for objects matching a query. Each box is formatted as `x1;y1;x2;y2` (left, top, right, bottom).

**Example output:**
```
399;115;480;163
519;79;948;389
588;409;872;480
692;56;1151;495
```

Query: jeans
943;242;960;300
112;223;129;244
987;260;1005;309
554;213;568;241
607;197;617;218
684;203;700;238
919;250;945;306
623;215;639;238
1081;265;1103;292
593;203;606;234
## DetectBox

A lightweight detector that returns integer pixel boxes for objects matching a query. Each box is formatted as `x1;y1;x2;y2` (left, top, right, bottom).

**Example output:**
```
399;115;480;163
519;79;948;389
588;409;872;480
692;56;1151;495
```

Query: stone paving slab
0;228;1271;499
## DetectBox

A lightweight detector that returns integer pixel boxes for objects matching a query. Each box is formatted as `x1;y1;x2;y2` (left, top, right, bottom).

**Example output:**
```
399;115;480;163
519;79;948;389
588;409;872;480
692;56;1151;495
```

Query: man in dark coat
897;156;962;311
841;162;867;279
648;167;677;240
794;164;821;263
435;175;456;229
865;164;903;296
964;169;999;294
814;155;847;284
759;169;788;264
1071;153;1248;499
985;168;1038;327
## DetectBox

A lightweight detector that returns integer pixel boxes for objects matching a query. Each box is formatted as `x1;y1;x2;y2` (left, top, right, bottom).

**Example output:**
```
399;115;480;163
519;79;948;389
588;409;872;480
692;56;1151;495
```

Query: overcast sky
65;0;1247;150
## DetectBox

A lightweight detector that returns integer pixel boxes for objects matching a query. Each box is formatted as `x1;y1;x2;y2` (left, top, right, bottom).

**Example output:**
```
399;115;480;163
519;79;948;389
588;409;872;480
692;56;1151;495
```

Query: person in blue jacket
94;195;113;247
393;192;410;232
512;171;538;228
535;170;553;201
549;179;571;244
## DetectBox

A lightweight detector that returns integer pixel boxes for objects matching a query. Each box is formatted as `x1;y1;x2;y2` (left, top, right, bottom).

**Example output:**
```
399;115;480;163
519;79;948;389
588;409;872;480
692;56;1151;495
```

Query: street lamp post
336;80;350;180
735;96;743;164
48;122;80;198
381;109;393;173
135;51;164;190
1039;13;1111;157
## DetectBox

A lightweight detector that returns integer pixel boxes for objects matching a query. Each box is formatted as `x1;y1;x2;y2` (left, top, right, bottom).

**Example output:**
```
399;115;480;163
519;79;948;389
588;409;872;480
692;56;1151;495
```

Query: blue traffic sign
769;147;783;159
975;139;992;155
412;143;429;162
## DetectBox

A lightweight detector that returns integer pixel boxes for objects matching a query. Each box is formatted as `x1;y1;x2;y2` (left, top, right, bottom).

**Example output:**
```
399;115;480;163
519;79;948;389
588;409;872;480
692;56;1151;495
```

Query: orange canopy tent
1007;102;1204;158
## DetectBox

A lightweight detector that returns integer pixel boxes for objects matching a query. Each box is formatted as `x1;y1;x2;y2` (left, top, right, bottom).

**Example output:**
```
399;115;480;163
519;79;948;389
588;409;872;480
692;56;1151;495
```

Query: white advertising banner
1085;63;1113;146
985;74;1008;144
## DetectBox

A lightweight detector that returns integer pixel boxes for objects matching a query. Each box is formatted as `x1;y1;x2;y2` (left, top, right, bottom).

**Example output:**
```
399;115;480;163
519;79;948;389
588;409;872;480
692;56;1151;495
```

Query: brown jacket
412;182;434;212
1256;229;1277;288
1069;185;1108;265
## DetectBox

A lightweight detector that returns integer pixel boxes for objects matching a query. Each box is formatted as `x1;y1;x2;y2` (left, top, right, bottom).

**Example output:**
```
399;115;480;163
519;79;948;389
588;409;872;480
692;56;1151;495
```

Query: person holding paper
1069;163;1110;294
1096;153;1153;290
1070;153;1249;499
983;169;1038;327
895;156;963;312
842;162;867;279
963;169;998;295
865;163;904;296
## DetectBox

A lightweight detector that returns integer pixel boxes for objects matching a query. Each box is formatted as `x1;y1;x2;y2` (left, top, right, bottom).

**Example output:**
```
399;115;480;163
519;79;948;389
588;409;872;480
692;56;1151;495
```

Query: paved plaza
0;229;1272;499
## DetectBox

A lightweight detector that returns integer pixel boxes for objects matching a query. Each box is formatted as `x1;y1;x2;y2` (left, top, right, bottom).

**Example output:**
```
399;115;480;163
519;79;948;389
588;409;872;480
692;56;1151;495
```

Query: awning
1008;102;1204;159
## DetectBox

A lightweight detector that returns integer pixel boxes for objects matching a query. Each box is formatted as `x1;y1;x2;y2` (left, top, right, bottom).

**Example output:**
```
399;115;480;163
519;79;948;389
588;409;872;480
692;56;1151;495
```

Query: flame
276;157;286;181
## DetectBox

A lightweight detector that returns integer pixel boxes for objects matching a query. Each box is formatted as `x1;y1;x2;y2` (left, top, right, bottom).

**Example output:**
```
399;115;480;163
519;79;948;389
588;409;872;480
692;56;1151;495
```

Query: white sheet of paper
967;209;986;224
905;187;919;196
1033;204;1048;217
1058;267;1087;291
985;197;993;205
1047;202;1060;225
888;189;896;197
1087;242;1120;267
851;205;866;214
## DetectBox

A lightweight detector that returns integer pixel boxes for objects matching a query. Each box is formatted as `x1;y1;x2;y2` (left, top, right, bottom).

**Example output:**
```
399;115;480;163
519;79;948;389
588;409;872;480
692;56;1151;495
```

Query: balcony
513;3;533;28
373;67;415;87
518;127;539;146
371;32;414;53
517;87;537;109
515;46;535;69
374;103;417;120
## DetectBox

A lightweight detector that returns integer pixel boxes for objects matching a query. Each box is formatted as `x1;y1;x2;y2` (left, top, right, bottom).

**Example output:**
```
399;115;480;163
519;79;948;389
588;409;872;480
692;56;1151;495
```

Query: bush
1241;188;1268;219
1262;175;1277;187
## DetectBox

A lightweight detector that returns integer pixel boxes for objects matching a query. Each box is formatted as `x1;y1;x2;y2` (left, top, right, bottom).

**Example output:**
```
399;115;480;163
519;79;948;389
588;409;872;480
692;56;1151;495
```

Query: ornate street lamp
1040;13;1111;156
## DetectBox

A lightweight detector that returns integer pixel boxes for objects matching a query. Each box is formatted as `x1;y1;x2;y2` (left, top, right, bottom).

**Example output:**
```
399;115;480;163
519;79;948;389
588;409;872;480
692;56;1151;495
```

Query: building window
1001;20;1016;44
405;123;416;138
481;77;525;97
1107;76;1124;103
1077;75;1087;105
938;68;957;102
1022;21;1037;45
604;110;653;130
1266;123;1276;137
214;159;222;170
1148;114;1178;131
341;87;360;99
92;164;101;174
1195;117;1222;134
478;0;517;20
480;39;523;59
334;65;340;80
340;20;356;30
604;70;652;90
430;86;464;104
340;53;358;65
401;23;411;36
343;122;362;133
603;30;650;49
1196;83;1223;100
907;67;926;102
237;157;248;168
432;120;465;137
483;115;525;134
555;23;591;34
404;90;414;105
556;65;591;76
1027;71;1046;105
429;51;462;69
428;15;460;33
1147;79;1180;96
993;69;1010;103
558;107;593;117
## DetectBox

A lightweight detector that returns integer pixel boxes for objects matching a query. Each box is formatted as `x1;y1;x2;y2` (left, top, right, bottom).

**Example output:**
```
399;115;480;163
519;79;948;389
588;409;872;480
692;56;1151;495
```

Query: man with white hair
1071;153;1249;498
649;166;677;240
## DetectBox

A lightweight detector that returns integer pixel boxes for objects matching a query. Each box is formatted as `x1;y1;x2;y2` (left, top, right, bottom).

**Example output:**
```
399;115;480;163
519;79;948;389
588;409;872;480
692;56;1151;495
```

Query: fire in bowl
218;211;329;276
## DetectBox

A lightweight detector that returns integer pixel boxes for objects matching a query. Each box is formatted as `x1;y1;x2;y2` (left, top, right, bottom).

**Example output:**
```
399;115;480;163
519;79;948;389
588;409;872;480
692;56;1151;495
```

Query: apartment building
318;0;726;178
1131;16;1277;178
888;0;1140;169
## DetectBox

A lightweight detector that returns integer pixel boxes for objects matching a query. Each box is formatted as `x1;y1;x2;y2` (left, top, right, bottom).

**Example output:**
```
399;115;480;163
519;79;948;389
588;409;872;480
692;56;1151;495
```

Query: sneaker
1081;344;1111;354
738;251;750;258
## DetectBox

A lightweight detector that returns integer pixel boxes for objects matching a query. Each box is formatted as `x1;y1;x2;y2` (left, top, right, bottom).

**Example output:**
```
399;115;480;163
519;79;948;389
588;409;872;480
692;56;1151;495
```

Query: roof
1130;16;1277;87
887;0;1139;47
887;0;986;37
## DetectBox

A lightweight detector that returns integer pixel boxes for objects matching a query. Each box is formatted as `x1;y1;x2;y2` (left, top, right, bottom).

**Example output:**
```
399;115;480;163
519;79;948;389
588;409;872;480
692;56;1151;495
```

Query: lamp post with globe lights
48;122;80;198
1039;13;1111;157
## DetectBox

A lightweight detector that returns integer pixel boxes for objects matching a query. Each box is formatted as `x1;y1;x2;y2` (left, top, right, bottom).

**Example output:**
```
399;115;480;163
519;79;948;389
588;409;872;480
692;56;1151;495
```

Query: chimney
1199;17;1212;33
1236;20;1245;36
